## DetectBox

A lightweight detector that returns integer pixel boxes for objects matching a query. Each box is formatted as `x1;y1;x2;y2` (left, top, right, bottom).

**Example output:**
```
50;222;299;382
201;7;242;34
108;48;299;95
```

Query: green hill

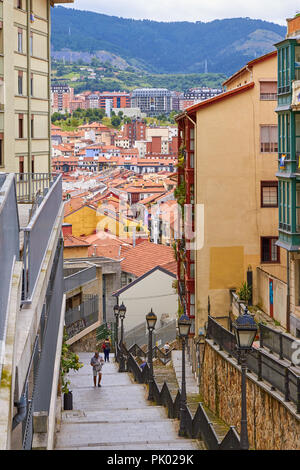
51;7;286;76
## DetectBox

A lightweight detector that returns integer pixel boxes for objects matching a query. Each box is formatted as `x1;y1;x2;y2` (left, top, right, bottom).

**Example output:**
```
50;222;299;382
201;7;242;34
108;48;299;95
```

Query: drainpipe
287;251;290;333
245;66;253;82
12;394;27;430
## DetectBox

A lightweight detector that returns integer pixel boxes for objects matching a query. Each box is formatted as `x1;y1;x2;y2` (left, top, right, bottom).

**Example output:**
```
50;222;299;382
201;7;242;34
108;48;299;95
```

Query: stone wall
201;340;300;450
69;328;99;353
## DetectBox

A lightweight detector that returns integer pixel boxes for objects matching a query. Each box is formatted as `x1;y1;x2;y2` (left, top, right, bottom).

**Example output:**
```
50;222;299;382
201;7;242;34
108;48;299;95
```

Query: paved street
55;353;203;450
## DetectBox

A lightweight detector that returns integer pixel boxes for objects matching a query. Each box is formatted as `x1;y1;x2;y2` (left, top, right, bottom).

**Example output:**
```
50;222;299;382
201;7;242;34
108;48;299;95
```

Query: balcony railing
15;173;54;204
65;294;99;339
64;266;97;293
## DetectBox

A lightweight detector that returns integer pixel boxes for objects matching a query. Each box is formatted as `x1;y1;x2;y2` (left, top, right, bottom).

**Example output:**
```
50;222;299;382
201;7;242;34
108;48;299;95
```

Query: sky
63;0;300;25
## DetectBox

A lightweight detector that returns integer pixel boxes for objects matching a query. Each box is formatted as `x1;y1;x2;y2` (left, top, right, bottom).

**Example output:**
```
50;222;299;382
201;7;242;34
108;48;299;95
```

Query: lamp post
118;302;126;372
232;307;258;450
178;314;191;437
113;303;119;362
146;308;157;401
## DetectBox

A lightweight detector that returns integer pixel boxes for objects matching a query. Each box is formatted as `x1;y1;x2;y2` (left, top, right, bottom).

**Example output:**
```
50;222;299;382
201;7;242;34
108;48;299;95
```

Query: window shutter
260;81;277;93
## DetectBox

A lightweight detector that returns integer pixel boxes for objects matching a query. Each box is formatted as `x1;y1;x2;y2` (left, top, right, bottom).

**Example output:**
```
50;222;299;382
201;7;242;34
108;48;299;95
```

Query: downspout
12;394;27;430
287;251;290;333
245;66;253;83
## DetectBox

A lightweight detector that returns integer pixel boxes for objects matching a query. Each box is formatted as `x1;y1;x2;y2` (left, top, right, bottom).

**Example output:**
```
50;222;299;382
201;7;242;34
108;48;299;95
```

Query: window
31;157;34;173
261;181;278;207
18;71;23;95
18;30;23;53
19;159;24;179
260;81;277;100
17;0;23;9
30;74;33;96
31;115;34;138
18;114;23;138
0;136;3;167
296;183;300;233
261;237;280;263
260;125;278;153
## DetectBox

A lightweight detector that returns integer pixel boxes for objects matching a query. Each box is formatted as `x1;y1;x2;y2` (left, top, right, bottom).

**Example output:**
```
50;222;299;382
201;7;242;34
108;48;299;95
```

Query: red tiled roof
64;235;91;248
177;82;255;118
121;240;175;277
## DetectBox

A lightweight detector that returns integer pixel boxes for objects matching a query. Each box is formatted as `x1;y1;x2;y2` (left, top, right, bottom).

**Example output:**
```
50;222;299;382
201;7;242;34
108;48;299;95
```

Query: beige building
0;0;73;174
176;51;287;336
114;266;178;332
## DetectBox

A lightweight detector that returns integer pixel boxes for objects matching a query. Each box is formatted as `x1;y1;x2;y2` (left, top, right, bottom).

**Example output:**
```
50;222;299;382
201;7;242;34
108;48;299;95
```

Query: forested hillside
51;7;286;75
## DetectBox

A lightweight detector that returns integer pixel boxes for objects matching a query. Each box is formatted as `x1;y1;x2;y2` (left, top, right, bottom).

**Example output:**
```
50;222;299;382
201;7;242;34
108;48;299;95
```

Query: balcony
65;294;99;339
64;266;97;293
15;173;54;204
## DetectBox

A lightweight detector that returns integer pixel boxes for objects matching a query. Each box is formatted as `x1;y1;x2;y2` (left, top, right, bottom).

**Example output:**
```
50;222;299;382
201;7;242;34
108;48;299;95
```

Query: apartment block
176;51;285;337
131;88;172;116
275;14;300;336
51;83;74;113
0;0;73;175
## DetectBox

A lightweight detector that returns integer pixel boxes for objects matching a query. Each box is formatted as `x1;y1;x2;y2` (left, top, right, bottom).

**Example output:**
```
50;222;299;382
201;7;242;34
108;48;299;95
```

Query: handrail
123;343;241;450
207;315;300;412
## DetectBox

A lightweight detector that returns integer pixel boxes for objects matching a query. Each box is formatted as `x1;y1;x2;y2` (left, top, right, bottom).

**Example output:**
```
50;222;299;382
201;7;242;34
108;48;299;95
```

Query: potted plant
237;282;252;305
60;330;83;411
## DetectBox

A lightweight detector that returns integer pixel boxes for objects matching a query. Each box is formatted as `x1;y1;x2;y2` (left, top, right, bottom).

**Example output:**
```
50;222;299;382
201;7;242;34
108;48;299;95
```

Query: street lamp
232;307;258;450
118;302;127;372
114;303;119;362
178;314;191;437
146;308;157;401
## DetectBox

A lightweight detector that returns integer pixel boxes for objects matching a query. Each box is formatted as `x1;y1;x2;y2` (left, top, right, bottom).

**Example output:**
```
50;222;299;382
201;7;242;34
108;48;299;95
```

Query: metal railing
260;323;298;364
123;349;241;450
127;343;173;365
0;174;20;379
22;174;62;302
65;294;99;339
124;319;177;349
19;335;40;450
15;173;53;204
64;266;97;293
207;316;300;413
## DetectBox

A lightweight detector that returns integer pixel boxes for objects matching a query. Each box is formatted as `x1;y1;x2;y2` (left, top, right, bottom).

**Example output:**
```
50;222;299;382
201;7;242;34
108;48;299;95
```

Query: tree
111;115;121;128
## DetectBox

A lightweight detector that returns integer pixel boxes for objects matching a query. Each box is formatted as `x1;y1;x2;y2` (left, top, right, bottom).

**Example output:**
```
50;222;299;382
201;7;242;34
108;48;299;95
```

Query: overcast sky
63;0;300;25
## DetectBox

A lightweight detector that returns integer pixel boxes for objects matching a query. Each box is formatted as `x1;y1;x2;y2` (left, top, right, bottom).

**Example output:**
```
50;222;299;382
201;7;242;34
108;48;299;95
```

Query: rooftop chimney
62;223;72;236
287;13;300;37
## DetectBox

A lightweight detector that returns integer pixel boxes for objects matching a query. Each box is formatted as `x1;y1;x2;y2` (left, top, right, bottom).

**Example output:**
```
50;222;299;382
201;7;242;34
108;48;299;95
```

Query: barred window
260;125;278;153
260;81;277;100
261;181;278;207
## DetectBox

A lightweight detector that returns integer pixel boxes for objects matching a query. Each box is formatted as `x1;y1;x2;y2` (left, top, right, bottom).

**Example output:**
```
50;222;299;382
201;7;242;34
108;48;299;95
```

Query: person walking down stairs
102;338;111;362
90;352;104;387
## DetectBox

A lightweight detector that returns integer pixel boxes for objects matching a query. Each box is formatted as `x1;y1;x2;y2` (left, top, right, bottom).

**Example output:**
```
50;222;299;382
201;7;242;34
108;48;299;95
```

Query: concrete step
55;352;206;451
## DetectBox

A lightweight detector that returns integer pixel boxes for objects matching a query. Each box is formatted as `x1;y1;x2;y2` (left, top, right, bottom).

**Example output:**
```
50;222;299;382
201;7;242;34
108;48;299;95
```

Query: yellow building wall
65;206;100;237
64;246;89;259
194;54;286;332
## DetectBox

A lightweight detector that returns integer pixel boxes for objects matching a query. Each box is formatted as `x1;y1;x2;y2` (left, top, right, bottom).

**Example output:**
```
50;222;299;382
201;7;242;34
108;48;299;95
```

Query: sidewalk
55;353;203;450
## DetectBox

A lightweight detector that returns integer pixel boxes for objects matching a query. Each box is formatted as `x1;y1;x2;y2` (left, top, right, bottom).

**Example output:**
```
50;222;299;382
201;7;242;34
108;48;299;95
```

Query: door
269;279;274;318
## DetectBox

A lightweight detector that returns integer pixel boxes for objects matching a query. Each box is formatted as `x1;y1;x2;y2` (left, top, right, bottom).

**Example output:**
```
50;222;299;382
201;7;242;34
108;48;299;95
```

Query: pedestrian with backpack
102;337;111;362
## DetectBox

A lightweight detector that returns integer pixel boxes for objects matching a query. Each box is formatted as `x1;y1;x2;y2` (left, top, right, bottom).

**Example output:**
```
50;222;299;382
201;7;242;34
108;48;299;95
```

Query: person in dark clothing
102;338;111;362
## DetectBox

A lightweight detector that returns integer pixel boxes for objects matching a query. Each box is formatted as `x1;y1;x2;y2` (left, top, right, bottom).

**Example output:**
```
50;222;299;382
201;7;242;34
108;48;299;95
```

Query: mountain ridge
51;7;286;75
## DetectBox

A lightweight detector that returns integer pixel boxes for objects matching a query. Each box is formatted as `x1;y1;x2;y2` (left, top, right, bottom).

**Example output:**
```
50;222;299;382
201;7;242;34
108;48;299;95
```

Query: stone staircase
55;353;203;450
171;350;230;444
